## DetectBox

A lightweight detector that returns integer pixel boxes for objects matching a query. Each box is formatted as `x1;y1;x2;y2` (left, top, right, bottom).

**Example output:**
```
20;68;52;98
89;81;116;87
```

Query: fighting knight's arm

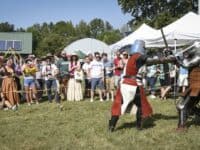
146;56;176;66
180;56;200;68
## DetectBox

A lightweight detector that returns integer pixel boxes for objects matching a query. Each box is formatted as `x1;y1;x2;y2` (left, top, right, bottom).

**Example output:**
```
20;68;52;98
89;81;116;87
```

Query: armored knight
176;42;200;130
108;40;153;132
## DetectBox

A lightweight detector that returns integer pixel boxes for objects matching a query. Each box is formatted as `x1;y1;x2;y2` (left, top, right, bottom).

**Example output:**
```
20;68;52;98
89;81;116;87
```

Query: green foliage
75;20;91;37
24;19;121;56
27;24;43;54
97;30;122;45
1;1;199;55
89;18;105;38
118;0;198;28
0;18;123;55
1;100;200;149
36;33;64;55
0;22;14;32
53;21;76;37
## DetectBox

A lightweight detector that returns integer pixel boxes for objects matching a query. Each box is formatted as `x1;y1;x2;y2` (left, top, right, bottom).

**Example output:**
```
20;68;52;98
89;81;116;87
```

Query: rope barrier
0;78;179;95
0;64;182;97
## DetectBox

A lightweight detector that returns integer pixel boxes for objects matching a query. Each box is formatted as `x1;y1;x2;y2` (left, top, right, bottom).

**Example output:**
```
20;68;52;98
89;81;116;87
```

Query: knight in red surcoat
109;40;153;132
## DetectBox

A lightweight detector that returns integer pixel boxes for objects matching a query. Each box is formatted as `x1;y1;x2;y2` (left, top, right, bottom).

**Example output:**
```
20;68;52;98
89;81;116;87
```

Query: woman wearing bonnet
67;53;83;101
0;57;19;110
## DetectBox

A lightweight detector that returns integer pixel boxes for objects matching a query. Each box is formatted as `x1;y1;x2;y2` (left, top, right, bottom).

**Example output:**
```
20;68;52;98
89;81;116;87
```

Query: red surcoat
111;53;153;118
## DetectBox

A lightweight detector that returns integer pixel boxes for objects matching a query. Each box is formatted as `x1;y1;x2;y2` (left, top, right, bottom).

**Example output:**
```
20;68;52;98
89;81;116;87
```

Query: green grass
0;99;200;150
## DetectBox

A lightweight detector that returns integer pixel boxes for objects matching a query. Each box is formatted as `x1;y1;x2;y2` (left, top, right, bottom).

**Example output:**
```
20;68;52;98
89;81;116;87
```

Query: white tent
147;12;200;47
110;23;158;50
63;38;112;56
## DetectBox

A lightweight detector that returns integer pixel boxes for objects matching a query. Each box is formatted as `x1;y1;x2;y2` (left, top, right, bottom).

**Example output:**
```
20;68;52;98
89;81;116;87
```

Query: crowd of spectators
0;50;188;111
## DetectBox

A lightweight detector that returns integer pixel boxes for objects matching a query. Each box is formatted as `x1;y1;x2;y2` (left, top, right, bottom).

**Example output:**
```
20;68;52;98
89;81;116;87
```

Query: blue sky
0;0;132;29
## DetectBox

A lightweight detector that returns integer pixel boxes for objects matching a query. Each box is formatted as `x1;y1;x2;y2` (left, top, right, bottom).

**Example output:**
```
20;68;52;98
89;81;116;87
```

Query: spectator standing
178;66;188;93
1;58;19;110
169;64;177;90
56;52;69;77
22;58;38;105
42;55;60;103
159;63;177;99
0;57;13;110
55;52;69;100
102;53;114;101
157;63;171;100
88;53;94;62
89;52;105;102
35;58;44;100
13;56;23;101
146;64;157;99
121;51;129;68
74;65;84;101
67;53;83;101
113;51;123;88
82;56;91;98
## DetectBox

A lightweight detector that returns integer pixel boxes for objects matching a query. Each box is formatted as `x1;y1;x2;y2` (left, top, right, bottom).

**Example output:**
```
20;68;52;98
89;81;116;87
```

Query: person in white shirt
89;52;105;102
42;56;59;103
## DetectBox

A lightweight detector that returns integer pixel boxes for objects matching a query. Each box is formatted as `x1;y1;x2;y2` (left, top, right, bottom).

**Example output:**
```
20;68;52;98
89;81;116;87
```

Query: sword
161;28;169;50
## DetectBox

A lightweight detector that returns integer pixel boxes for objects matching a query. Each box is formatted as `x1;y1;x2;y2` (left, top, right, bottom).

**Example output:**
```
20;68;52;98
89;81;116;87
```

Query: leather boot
177;110;187;131
136;107;142;130
108;116;119;132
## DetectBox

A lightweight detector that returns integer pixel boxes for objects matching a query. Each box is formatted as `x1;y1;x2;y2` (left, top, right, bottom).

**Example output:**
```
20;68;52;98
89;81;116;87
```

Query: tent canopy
111;12;200;49
63;38;111;56
146;12;200;47
110;23;158;50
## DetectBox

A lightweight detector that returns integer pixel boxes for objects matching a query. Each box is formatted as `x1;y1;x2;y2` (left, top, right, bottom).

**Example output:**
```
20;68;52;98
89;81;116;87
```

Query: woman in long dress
1;58;19;109
67;53;83;101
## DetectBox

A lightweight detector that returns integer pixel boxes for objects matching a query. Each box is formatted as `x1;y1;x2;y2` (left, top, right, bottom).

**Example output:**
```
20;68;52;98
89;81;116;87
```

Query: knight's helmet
130;40;145;55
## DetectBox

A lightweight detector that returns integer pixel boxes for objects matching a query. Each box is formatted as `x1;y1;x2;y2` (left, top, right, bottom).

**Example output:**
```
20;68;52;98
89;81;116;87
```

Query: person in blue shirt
102;53;114;101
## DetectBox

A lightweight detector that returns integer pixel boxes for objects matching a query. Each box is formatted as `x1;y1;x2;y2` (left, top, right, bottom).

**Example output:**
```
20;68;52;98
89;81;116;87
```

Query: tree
25;18;121;56
16;27;25;32
75;20;90;37
97;30;122;45
104;21;113;31
27;24;42;54
118;0;198;28
89;18;105;38
36;33;64;55
0;22;14;32
41;22;51;36
53;21;75;37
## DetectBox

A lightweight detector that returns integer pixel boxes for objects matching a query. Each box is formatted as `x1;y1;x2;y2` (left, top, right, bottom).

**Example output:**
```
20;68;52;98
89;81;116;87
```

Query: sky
0;0;132;29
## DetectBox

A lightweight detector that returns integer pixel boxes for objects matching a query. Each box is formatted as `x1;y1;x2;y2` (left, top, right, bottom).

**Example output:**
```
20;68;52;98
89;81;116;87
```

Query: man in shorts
178;66;188;93
89;52;105;102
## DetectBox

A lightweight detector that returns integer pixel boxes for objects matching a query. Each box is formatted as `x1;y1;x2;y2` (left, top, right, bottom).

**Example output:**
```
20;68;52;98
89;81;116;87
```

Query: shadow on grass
116;113;178;131
186;115;200;127
152;113;178;120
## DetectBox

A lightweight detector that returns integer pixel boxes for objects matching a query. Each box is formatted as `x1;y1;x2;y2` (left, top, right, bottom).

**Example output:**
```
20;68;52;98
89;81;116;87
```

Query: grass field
0;98;200;150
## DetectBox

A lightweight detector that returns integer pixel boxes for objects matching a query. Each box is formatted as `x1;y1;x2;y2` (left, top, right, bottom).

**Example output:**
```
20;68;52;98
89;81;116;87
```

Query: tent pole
174;39;177;53
199;0;200;15
174;39;177;100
